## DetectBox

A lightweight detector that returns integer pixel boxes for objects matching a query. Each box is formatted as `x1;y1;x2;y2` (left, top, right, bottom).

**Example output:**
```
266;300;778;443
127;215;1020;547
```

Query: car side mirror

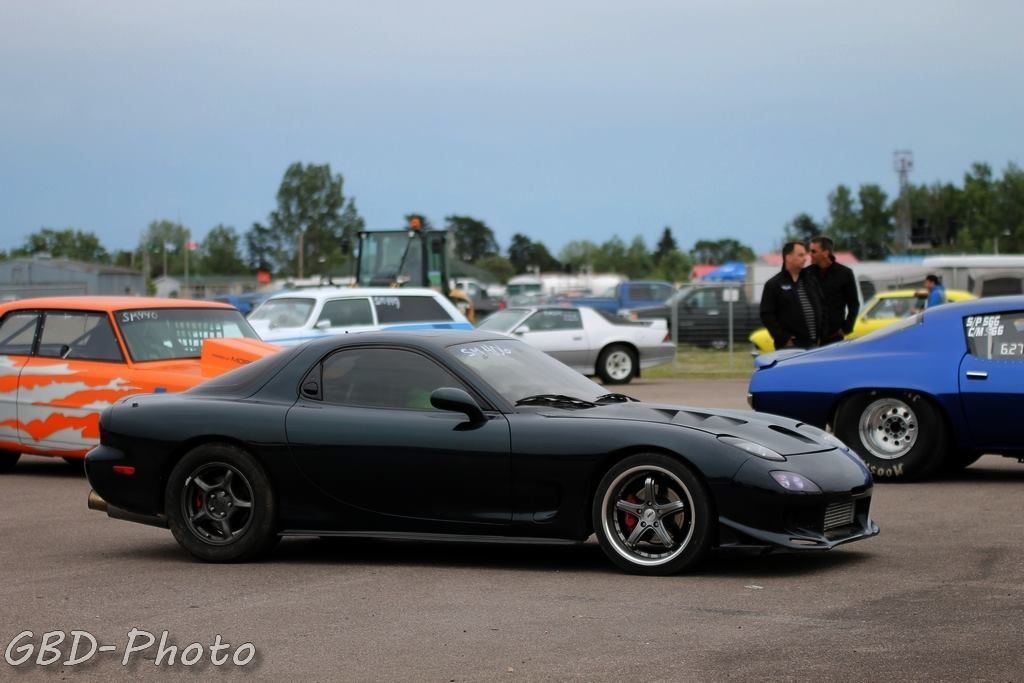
314;319;331;330
513;325;530;335
430;387;485;423
59;344;72;360
301;380;320;398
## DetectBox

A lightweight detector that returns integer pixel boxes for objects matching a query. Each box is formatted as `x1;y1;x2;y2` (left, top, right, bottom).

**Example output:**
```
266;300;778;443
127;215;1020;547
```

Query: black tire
834;391;946;482
165;443;278;562
592;453;712;575
0;451;20;473
596;345;636;385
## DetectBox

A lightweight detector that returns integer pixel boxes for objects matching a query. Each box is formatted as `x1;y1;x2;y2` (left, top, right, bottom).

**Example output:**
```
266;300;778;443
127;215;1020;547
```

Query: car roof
921;295;1024;321
0;296;235;314
874;288;971;299
263;287;444;303
296;328;515;355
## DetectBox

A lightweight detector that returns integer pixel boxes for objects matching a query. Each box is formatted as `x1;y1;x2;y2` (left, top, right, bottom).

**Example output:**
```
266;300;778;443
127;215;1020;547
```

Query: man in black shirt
807;236;859;345
760;241;825;348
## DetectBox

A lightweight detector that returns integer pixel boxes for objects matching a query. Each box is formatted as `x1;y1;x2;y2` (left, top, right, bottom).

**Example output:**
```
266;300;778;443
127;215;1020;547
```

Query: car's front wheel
835;391;946;482
592;453;712;575
597;345;636;385
165;443;278;562
0;451;20;473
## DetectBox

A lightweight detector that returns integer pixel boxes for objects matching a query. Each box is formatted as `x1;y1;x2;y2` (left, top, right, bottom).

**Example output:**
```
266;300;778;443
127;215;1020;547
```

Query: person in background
924;274;946;308
807;236;859;345
760;241;825;348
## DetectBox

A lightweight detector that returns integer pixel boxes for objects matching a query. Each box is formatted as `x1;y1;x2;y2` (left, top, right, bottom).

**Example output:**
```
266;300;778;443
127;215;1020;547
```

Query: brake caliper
622;494;640;532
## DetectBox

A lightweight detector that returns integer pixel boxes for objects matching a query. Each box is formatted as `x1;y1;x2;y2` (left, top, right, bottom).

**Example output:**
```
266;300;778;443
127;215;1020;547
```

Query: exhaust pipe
87;489;108;512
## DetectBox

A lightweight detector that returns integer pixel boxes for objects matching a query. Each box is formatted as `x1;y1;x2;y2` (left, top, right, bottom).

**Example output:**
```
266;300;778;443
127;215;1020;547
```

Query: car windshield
448;339;606;405
116;308;260;361
248;297;316;329
475;309;529;332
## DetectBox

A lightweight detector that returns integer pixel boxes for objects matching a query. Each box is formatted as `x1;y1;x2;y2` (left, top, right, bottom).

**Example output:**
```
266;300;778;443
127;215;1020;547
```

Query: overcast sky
1;1;1021;257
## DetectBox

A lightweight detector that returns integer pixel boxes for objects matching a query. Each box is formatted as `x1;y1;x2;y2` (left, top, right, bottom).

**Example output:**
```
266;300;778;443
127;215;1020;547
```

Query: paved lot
1;378;1022;681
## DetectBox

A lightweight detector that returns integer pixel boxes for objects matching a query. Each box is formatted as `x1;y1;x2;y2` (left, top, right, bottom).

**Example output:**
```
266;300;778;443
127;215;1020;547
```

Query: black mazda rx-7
85;330;878;575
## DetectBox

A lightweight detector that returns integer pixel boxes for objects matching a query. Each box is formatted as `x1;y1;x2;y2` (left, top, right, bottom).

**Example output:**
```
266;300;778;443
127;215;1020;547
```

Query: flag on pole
186;240;199;251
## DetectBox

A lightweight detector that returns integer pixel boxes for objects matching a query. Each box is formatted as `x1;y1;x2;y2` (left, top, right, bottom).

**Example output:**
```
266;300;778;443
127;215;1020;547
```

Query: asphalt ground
0;377;1021;681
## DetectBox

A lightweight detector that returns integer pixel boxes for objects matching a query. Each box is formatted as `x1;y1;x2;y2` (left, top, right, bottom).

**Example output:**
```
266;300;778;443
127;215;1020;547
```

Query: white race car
476;306;674;384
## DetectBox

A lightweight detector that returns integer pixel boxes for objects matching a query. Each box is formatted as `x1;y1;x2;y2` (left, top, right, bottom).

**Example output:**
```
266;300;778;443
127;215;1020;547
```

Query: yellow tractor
354;217;475;323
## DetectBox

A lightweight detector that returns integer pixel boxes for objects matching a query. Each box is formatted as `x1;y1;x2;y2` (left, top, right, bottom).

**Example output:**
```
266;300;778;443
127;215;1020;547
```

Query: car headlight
769;471;822;493
718;436;786;461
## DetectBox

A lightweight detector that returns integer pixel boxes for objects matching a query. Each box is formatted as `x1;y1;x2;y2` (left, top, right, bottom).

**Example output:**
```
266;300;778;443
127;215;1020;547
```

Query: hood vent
768;424;818;444
673;410;748;429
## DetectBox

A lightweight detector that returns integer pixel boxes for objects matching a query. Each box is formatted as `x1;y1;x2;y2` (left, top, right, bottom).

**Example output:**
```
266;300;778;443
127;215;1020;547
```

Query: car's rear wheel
0;451;20;473
165;443;278;562
597;345;636;385
592;453;711;575
835;391;946;482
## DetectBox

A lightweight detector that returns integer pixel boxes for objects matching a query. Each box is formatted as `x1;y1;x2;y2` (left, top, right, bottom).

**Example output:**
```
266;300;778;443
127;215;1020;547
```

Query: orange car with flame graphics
0;297;279;471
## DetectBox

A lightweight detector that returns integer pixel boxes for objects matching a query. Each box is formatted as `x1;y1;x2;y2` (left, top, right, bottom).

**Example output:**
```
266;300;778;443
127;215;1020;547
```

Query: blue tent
701;261;746;282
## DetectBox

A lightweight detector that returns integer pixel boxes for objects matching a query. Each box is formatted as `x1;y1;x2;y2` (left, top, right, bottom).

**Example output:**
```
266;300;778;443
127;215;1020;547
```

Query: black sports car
85;331;878;575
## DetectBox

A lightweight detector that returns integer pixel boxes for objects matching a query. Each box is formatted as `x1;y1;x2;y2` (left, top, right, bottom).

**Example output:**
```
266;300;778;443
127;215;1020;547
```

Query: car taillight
113;465;136;476
663;332;671;342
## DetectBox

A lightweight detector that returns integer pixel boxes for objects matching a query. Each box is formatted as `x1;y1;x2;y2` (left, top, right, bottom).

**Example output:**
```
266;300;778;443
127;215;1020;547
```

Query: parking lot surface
0;378;1021;681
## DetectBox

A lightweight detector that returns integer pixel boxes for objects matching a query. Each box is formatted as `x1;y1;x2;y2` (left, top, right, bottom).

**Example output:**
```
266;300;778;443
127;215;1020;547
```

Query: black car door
285;346;512;526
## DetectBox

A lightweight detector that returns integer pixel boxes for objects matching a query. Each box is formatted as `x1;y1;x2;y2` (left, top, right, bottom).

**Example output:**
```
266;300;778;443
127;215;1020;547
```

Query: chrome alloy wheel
601;465;694;567
605;350;634;381
858;397;919;460
181;462;255;545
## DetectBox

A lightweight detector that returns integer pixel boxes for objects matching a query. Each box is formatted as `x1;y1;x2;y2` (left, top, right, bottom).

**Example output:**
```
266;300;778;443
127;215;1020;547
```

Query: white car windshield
249;298;316;329
476;309;529;332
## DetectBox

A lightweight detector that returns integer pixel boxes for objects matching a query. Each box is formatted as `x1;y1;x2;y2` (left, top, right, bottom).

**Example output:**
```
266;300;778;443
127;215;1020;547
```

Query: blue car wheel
834;391;947;482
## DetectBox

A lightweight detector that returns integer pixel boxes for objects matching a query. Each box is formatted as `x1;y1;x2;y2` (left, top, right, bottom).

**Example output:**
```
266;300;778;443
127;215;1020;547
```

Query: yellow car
749;288;976;353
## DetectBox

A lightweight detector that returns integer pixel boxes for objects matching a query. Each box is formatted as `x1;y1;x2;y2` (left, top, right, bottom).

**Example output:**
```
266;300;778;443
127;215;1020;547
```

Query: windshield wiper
594;393;637;404
514;394;596;409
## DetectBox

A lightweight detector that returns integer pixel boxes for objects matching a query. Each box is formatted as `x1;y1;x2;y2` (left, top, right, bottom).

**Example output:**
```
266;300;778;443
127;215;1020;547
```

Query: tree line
6;159;1019;284
786;162;1024;259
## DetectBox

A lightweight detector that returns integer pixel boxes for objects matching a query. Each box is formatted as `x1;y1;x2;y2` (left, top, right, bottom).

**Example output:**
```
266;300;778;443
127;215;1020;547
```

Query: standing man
808;236;859;345
923;274;946;308
760;241;825;348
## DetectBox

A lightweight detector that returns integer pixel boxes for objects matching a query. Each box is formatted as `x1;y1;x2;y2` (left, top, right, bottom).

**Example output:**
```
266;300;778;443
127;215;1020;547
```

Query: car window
864;296;919;320
523;309;582;331
317;298;374;327
686;288;721;309
248;297;315;328
117;308;259;361
628;284;669;301
373;296;453;324
476;309;529;332
964;311;1024;361
320;348;468;410
38;311;122;362
0;311;40;356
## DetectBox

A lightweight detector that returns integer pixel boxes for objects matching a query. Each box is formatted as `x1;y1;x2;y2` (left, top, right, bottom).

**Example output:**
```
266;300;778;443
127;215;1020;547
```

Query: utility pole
893;150;914;252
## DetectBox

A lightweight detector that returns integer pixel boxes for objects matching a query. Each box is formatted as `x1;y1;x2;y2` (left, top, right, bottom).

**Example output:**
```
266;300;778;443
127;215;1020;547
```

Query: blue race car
748;296;1024;482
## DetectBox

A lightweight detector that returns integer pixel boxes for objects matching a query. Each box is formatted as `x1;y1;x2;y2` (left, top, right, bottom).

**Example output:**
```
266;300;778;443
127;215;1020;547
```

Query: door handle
965;371;988;380
572;336;583;340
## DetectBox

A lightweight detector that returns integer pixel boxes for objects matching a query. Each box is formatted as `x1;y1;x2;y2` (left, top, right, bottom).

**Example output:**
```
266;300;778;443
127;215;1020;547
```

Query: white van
248;287;473;346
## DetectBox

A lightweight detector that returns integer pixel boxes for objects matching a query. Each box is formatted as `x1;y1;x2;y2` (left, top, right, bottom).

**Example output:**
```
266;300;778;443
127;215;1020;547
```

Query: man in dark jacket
760;241;825;348
808;236;859;345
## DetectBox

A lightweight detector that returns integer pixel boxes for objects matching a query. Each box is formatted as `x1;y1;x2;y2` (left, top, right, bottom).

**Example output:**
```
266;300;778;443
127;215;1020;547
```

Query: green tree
825;184;858;248
785;213;820;243
558;240;601;273
245;222;281;272
111;250;135;269
13;228;110;263
650;249;692;283
689;238;755;264
507;233;559;273
200;224;248;274
263;162;363;277
474;254;516;283
623;236;653;279
445;215;499;263
653;226;678;264
138;220;190;278
595;236;627;272
853;184;893;259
